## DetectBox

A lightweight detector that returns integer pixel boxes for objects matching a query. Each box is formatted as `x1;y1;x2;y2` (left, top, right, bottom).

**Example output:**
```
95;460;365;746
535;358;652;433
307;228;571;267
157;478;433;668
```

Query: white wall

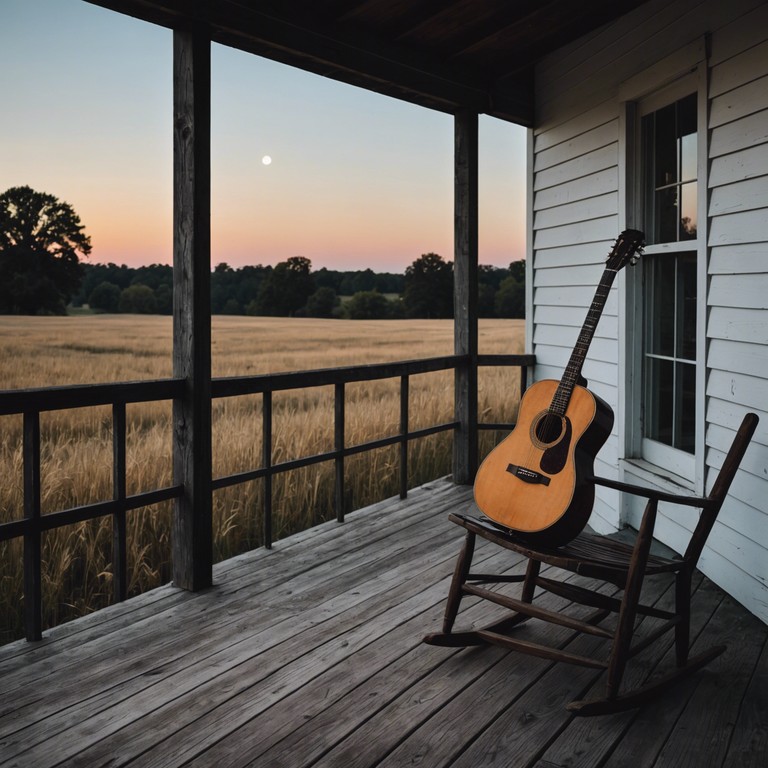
530;0;768;621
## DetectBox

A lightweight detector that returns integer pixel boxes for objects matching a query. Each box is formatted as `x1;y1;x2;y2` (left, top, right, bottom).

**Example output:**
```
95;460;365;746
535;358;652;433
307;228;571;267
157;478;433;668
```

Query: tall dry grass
0;315;524;643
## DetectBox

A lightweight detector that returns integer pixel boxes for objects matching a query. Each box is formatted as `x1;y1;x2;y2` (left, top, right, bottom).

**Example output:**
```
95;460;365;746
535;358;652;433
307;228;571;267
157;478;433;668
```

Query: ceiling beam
84;0;533;123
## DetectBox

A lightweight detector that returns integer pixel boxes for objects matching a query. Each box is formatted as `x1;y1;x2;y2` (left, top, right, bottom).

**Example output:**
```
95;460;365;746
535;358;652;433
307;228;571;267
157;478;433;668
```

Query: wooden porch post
172;28;213;590
453;109;479;485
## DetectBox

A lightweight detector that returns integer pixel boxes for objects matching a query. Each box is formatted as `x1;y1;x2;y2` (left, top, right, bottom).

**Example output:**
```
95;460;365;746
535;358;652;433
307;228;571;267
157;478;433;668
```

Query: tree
402;252;453;319
154;283;173;315
255;256;315;316
495;275;525;318
508;259;526;283
344;290;392;319
0;185;91;314
89;281;122;313
119;284;157;314
306;286;339;318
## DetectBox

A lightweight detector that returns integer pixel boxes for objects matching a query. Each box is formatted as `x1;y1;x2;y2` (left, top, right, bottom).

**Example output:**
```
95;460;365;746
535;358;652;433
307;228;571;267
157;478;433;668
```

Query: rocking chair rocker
424;412;759;716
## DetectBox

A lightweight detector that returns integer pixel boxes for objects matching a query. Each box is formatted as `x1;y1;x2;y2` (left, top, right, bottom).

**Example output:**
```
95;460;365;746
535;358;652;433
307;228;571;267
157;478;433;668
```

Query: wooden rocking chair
424;412;759;716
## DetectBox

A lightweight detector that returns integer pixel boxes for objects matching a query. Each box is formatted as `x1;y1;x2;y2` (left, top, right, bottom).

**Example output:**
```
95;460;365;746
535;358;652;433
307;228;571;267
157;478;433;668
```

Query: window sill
619;458;695;494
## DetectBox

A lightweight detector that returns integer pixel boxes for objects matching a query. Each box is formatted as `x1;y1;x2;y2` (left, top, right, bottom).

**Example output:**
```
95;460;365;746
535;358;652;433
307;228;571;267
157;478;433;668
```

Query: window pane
654;103;677;187
677;253;697;360
645;358;696;454
645;357;674;445
680;182;697;239
655;187;678;243
677;93;697;139
680;132;697;183
645;256;675;357
677;361;696;453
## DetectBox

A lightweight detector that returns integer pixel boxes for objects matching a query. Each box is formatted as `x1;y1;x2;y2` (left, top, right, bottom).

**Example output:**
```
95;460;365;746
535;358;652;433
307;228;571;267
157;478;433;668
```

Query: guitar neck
550;267;618;416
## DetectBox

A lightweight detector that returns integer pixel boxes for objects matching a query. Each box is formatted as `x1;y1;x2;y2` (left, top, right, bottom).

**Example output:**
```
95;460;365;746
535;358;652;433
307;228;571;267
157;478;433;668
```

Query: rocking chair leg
442;531;476;634
521;558;541;604
675;570;692;666
605;499;658;699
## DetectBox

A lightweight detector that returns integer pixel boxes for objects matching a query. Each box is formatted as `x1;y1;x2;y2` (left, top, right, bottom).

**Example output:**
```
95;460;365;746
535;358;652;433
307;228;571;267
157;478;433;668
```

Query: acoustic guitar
474;229;645;546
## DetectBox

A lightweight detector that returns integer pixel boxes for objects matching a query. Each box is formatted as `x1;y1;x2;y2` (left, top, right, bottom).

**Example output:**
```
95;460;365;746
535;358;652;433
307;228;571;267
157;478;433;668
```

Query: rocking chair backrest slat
684;412;759;566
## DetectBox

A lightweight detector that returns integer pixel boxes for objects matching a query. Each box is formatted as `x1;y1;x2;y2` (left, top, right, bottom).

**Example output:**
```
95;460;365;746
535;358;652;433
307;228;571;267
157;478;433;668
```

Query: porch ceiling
85;0;649;125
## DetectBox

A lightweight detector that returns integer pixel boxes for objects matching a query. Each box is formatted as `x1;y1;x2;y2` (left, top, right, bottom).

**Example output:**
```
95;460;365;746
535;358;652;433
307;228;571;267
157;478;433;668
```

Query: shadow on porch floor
0;478;766;767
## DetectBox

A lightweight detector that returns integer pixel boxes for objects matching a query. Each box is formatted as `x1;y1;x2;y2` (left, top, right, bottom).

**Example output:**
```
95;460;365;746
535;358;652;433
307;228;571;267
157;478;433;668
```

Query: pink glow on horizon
1;0;527;274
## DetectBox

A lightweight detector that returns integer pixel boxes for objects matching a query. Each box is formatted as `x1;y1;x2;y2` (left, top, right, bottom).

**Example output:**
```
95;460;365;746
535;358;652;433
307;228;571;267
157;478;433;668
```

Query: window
636;85;700;476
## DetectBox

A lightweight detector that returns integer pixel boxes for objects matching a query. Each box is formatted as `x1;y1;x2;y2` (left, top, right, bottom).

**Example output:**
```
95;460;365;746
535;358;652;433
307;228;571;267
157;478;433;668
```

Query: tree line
1;185;525;319
75;254;525;319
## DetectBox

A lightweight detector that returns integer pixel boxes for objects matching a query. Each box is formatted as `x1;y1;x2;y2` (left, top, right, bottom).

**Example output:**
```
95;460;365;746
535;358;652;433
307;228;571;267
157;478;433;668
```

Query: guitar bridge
506;463;551;486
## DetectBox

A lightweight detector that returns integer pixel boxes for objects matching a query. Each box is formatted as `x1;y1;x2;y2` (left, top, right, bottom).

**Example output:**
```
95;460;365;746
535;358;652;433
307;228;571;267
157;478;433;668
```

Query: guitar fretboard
549;267;618;417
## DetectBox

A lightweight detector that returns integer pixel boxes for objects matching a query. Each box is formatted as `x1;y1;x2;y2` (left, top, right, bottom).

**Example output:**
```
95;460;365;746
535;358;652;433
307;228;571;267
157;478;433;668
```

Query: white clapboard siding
710;108;768;158
709;38;768;97
708;306;768;344
531;240;618;269
534;168;619;212
710;74;768;128
533;329;618;360
708;338;768;378
537;0;766;129
533;146;617;192
534;119;619;171
709;142;768;186
709;174;768;215
708;370;766;414
533;98;619;159
534;192;619;230
709;1;768;65
534;262;612;288
530;0;768;623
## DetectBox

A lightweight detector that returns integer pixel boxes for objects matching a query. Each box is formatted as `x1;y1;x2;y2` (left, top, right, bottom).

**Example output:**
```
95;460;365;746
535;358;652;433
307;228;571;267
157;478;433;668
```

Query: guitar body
474;379;614;547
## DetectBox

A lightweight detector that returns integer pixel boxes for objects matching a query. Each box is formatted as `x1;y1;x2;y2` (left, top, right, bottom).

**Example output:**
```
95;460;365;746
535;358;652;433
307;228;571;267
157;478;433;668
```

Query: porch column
453;109;479;484
172;28;213;590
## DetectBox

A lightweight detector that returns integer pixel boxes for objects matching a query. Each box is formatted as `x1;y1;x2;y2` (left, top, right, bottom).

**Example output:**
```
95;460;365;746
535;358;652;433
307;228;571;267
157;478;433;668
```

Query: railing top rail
0;378;184;416
0;353;536;414
213;354;464;398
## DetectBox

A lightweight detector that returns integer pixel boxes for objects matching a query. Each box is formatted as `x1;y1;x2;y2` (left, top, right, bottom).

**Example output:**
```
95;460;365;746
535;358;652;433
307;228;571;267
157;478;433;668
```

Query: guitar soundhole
530;411;566;449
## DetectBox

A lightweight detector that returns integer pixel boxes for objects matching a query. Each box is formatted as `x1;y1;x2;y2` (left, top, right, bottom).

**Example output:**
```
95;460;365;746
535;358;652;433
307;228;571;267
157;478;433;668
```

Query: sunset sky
1;0;527;273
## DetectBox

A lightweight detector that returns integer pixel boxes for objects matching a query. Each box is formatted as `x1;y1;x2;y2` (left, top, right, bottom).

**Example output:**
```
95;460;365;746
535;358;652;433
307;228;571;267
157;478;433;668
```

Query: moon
261;155;272;166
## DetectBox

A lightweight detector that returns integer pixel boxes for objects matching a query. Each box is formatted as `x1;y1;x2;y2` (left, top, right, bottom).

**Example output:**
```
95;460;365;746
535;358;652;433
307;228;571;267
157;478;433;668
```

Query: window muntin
640;91;698;459
642;93;698;244
643;252;696;453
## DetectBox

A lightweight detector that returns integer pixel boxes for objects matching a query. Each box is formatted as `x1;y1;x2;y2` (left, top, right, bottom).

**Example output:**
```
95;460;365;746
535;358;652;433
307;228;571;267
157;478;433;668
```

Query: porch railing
0;352;534;641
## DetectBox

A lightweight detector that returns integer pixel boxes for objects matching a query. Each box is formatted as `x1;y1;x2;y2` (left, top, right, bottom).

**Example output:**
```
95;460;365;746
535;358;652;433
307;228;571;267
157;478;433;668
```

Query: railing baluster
335;382;345;523
262;391;273;549
112;402;127;603
400;375;409;499
1;355;537;641
23;411;42;641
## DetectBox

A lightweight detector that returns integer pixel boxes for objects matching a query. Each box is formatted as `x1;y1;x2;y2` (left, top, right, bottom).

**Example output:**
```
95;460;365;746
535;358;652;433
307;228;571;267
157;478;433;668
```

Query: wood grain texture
172;28;213;591
1;479;766;768
474;380;612;544
453;109;479;485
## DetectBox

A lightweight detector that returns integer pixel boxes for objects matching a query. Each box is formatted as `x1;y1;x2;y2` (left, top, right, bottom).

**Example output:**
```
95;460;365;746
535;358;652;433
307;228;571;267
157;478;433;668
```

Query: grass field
0;315;525;643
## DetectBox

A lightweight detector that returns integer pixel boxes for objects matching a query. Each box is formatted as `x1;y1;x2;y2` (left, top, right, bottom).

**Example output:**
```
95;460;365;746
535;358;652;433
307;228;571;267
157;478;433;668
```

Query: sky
0;0;527;273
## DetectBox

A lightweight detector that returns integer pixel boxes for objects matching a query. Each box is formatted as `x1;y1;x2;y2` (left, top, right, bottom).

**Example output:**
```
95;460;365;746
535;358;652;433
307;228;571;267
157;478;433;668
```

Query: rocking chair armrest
588;476;716;510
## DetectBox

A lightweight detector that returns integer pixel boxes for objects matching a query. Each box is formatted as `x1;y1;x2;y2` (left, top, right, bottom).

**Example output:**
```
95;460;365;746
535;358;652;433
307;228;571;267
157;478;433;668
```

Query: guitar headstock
606;229;645;271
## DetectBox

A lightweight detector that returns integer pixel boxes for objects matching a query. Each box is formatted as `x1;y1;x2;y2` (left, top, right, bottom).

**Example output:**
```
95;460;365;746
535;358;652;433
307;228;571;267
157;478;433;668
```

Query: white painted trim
617;55;709;509
619;37;708;103
525;127;535;357
694;62;709;492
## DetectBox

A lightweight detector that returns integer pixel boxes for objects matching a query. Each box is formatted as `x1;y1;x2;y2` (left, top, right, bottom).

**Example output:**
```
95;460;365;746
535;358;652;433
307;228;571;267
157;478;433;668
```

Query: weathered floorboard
0;478;766;768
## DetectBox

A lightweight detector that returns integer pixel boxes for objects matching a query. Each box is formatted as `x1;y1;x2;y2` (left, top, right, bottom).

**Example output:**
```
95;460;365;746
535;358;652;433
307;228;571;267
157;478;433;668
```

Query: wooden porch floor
1;478;766;768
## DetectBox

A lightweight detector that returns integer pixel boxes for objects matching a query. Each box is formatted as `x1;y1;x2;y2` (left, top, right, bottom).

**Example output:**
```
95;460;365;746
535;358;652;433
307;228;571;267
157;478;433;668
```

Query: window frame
618;49;708;491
